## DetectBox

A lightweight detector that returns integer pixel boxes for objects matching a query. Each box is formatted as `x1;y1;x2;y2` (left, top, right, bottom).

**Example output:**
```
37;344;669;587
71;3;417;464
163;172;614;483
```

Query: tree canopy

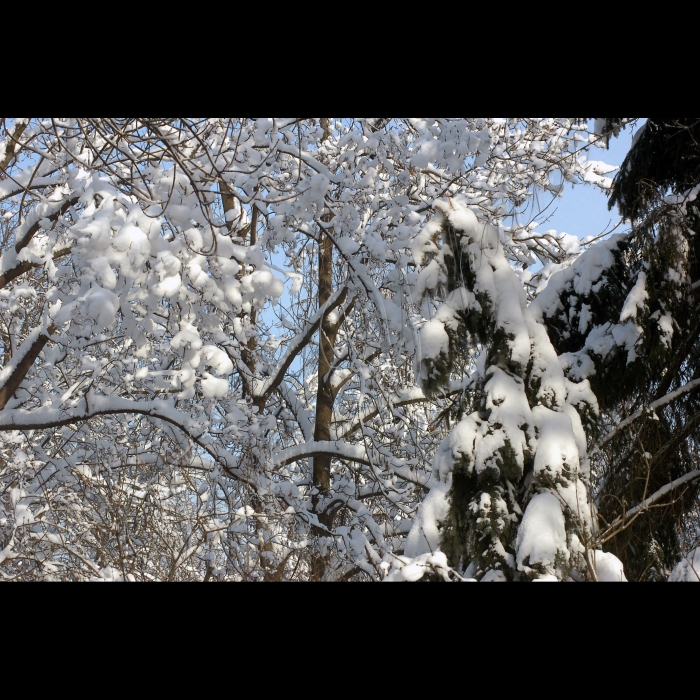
0;117;698;581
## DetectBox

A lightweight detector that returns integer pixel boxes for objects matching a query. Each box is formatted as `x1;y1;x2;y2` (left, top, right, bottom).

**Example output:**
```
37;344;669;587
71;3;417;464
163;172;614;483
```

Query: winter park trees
0;118;698;581
586;118;700;581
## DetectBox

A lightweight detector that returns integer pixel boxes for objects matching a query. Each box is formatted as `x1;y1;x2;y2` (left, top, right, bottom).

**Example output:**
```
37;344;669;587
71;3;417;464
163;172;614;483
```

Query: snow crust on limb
578;158;619;190
384;552;455;583
669;550;700;582
532;234;627;325
0;328;44;394
619;271;649;323
92;567;137;583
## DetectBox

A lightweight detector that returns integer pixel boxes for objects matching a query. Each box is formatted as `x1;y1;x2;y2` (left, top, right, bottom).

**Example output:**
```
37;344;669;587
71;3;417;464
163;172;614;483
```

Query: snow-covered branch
591;378;700;456
597;470;700;545
0;245;72;291
332;388;429;441
0;327;53;410
0;393;247;483
0;120;28;173
255;286;348;400
276;441;372;469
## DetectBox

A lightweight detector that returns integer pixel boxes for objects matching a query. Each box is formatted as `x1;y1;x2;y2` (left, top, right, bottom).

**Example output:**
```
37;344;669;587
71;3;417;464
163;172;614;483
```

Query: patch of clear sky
541;121;644;241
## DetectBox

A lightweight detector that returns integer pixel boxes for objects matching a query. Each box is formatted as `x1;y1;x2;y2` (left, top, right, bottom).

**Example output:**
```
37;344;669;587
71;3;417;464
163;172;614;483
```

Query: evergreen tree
537;118;700;580
405;119;700;582
408;200;598;582
610;118;700;220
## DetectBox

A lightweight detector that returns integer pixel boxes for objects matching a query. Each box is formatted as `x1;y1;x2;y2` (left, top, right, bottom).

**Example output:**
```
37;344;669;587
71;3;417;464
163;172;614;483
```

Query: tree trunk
310;212;340;580
313;231;336;493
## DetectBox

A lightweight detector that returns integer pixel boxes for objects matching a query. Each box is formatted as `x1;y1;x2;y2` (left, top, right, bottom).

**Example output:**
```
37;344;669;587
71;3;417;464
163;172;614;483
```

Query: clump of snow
481;570;508;582
527;314;568;408
92;567;134;582
419;319;450;362
669;549;700;582
656;313;674;348
200;346;234;376
14;502;34;527
0;544;18;566
620;271;648;323
516;492;567;578
171;321;203;351
593;119;608;136
153;251;182;298
592;551;628;582
112;223;151;272
384;552;453;582
480;367;533;477
201;373;229;399
578;158;618;190
532;406;580;480
84;287;120;329
411;224;440;267
405;479;450;558
532;235;626;321
241;270;284;310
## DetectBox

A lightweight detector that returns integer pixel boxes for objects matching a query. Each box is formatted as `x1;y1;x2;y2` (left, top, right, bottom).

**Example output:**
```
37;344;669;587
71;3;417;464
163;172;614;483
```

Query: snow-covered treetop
6;118;672;582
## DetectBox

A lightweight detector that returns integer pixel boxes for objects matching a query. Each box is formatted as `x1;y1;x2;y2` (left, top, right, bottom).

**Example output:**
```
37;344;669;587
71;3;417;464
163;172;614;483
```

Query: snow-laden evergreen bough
0;118;653;581
397;200;608;582
393;118;700;582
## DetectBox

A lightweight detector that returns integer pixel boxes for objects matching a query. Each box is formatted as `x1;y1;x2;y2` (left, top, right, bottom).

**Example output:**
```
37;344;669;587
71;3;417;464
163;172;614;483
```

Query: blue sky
543;122;643;241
